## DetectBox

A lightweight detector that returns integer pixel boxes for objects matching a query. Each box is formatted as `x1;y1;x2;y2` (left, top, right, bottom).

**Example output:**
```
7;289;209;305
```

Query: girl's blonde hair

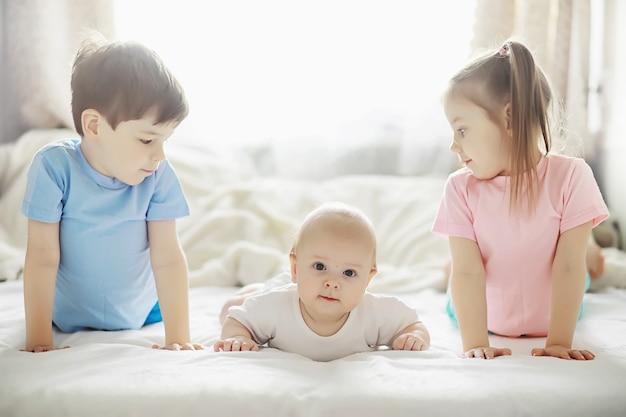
447;40;560;212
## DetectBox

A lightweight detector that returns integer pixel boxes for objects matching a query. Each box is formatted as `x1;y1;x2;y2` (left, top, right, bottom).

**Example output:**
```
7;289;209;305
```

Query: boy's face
290;219;376;323
82;109;178;186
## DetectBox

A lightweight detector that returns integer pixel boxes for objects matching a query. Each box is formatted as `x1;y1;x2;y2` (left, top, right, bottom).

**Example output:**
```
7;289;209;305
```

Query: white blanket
0;128;450;292
1;280;625;417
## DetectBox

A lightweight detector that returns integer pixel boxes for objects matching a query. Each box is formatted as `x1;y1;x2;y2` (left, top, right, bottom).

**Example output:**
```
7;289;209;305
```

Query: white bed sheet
1;280;626;417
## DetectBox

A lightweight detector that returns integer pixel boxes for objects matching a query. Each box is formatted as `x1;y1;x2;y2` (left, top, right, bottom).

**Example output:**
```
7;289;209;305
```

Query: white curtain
0;0;115;144
471;0;596;160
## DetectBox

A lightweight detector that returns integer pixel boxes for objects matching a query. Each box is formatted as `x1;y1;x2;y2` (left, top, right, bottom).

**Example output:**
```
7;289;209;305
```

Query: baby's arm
148;220;203;351
532;221;595;360
23;220;67;352
392;322;431;351
449;237;511;359
214;317;259;352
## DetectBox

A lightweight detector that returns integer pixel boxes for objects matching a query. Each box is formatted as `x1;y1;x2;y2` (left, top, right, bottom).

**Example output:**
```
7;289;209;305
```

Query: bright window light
113;0;476;147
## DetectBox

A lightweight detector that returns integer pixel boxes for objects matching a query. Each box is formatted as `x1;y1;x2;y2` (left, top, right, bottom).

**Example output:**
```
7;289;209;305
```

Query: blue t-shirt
21;139;190;332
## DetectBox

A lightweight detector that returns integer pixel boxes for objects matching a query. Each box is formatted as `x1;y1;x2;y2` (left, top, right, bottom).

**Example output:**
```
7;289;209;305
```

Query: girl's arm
23;219;62;352
148;219;201;350
533;221;595;360
449;236;511;359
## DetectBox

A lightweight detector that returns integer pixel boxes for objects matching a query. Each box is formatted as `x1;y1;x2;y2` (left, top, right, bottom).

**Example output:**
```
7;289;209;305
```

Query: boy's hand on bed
22;344;70;353
152;342;205;351
213;337;260;352
531;345;595;360
462;346;512;359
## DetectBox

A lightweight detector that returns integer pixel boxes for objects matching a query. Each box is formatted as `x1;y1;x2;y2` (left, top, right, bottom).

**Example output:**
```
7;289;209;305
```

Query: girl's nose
450;140;462;153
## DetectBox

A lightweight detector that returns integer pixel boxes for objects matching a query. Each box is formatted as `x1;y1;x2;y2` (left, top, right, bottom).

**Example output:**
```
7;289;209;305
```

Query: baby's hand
392;333;428;351
152;342;205;351
463;346;512;359
213;336;259;352
531;345;595;360
21;345;70;353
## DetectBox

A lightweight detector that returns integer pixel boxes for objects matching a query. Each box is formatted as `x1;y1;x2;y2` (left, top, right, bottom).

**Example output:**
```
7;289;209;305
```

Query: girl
432;40;609;360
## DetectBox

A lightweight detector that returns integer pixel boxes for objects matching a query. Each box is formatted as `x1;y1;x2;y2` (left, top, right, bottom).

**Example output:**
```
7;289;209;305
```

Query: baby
214;202;430;361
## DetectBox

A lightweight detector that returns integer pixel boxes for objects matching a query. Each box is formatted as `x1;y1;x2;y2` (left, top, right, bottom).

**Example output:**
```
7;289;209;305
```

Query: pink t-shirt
432;154;609;336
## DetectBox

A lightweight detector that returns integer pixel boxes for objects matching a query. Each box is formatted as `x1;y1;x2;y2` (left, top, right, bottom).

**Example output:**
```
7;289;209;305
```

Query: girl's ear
503;102;513;134
81;109;101;140
289;252;297;283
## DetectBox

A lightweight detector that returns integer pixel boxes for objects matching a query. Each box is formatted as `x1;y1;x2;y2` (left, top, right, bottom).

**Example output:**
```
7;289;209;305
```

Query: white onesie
227;277;421;362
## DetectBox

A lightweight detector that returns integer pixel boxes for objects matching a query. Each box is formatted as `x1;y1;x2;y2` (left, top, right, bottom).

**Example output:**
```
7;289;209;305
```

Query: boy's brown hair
71;32;188;136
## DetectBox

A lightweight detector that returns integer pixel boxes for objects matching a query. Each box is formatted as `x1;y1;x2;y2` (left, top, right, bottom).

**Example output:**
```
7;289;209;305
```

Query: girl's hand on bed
213;337;259;352
462;346;512;359
21;344;70;353
392;333;428;351
152;342;205;351
531;345;595;360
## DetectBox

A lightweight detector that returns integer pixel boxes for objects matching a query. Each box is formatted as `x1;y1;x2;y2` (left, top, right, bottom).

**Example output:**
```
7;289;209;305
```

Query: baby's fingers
214;339;258;352
393;336;426;351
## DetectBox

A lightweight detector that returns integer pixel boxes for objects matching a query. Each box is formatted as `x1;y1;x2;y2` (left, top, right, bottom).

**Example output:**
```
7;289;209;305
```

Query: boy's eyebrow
138;129;162;136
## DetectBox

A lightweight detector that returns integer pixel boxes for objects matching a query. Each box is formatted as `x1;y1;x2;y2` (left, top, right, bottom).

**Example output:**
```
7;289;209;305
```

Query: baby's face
85;109;178;186
292;220;376;323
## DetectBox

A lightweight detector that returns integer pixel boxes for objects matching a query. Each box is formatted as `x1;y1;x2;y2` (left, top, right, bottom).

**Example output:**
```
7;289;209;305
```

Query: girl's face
290;219;376;328
443;93;512;179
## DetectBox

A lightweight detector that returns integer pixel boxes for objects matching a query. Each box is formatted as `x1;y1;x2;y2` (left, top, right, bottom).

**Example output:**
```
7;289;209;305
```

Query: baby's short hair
292;201;378;263
71;31;188;136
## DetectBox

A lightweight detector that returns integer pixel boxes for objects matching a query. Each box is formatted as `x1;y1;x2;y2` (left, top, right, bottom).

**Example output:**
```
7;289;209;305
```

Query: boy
21;32;202;352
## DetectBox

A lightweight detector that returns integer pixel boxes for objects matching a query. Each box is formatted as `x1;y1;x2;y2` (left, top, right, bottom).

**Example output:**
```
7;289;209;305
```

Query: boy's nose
153;145;166;161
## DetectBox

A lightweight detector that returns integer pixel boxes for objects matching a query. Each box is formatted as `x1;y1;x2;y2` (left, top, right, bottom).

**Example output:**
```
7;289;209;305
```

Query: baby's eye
457;128;466;137
343;269;356;278
313;262;326;271
139;139;153;145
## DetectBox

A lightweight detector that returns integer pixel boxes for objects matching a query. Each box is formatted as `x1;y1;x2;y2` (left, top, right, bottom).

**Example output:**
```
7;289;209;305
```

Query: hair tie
497;43;510;58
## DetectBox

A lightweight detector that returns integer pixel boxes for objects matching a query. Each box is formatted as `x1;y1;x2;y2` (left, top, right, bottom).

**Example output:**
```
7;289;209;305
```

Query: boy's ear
289;252;297;283
81;109;102;140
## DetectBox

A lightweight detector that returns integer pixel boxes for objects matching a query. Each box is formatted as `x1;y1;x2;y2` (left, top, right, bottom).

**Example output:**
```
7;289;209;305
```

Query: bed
1;129;626;417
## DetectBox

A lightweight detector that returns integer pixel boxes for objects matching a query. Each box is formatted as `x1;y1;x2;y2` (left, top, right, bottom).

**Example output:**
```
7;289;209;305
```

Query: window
114;0;476;150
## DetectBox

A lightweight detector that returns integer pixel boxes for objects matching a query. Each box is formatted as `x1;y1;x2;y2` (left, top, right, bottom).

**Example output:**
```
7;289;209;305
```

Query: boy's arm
533;221;595;360
449;236;511;359
214;317;259;352
148;219;200;350
23;219;62;352
392;321;431;351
